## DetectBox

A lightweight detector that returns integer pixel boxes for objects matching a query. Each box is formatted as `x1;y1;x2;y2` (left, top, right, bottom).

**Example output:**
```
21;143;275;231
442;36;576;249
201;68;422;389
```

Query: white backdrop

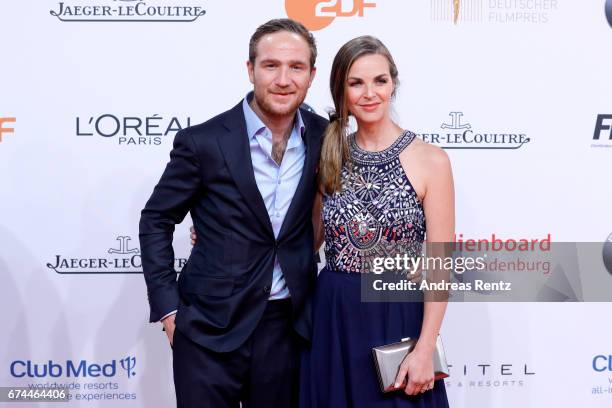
2;1;612;407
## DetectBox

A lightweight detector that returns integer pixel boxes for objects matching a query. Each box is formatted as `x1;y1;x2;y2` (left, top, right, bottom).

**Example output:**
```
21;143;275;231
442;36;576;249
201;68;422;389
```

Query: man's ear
247;60;255;84
308;66;317;88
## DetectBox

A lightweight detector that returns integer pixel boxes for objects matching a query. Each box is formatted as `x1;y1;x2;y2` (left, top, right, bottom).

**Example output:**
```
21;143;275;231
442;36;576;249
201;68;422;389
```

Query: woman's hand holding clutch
393;347;435;396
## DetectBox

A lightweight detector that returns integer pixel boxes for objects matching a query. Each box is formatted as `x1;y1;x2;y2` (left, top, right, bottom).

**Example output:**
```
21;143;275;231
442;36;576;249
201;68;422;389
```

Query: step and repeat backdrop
1;1;612;407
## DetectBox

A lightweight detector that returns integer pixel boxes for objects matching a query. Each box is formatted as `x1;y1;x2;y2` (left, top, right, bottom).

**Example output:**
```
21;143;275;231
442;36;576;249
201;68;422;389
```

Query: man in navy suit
139;19;328;408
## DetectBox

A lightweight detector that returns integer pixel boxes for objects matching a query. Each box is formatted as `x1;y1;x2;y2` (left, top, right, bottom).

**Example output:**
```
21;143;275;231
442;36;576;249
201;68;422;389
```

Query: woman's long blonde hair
319;36;399;194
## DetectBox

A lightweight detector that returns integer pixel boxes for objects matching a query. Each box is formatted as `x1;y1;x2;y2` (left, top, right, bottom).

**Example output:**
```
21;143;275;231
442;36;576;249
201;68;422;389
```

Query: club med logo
592;114;612;148
593;355;612;372
10;356;136;378
50;0;205;23
0;117;16;142
418;112;530;150
592;354;612;395
76;113;191;146
285;0;376;31
592;354;612;394
607;0;612;28
431;0;559;24
47;235;187;274
120;356;136;378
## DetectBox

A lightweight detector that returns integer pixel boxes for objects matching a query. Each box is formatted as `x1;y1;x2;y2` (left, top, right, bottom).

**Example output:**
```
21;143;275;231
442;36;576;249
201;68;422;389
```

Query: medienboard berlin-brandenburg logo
285;0;376;31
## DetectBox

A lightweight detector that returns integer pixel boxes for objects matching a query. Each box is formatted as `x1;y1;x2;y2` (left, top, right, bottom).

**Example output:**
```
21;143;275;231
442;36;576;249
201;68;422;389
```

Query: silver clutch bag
372;335;450;393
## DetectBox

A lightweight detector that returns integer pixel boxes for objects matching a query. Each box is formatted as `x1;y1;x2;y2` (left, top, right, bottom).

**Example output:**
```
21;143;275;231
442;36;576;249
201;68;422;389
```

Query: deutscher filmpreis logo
50;0;206;23
47;235;187;274
75;113;191;146
418;112;530;150
431;0;559;24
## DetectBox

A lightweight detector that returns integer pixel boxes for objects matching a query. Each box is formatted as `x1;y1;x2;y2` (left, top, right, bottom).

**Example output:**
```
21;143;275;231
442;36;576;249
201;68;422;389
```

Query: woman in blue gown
300;36;454;407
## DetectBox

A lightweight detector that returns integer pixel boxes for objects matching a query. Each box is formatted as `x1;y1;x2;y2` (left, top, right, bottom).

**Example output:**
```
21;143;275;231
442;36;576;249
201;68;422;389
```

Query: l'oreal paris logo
75;113;191;146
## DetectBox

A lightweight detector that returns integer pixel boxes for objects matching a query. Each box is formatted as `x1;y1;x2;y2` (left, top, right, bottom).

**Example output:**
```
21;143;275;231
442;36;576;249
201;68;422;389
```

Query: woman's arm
395;142;455;395
416;145;454;358
312;191;324;252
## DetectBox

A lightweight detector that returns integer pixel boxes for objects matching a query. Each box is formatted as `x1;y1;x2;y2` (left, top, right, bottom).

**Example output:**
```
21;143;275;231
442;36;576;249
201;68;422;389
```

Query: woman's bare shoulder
403;135;451;171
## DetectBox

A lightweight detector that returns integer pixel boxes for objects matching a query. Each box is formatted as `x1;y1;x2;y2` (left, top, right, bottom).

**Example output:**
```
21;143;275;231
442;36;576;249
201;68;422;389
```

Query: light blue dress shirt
242;94;306;300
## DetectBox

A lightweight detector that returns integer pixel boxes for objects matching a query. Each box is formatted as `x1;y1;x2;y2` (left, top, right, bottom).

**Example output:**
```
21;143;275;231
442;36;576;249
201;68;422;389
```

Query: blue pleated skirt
299;267;450;408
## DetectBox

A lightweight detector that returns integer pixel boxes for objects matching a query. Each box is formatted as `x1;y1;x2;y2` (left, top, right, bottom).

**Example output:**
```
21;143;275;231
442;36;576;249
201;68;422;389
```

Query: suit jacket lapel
217;101;274;237
278;110;317;240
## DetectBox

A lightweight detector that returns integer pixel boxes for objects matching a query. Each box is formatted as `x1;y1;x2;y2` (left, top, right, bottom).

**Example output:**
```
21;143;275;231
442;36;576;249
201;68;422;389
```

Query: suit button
263;285;271;294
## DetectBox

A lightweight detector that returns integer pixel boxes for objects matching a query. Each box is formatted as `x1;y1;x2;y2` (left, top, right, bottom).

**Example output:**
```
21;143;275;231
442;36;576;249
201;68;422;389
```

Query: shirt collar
242;92;306;142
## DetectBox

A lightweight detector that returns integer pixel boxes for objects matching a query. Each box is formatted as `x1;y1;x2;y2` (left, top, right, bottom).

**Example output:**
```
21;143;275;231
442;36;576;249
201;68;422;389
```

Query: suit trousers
172;299;302;408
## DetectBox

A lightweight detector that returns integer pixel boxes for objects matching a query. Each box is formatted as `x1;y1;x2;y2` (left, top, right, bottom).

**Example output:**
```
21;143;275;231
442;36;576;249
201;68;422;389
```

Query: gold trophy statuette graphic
453;0;460;24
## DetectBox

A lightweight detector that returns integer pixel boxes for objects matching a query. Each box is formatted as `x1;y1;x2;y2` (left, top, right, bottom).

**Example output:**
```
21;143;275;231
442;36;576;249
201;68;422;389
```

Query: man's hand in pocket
162;313;176;347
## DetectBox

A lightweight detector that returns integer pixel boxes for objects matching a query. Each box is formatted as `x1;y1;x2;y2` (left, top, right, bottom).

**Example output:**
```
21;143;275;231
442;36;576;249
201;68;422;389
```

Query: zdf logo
285;0;376;31
0;117;16;142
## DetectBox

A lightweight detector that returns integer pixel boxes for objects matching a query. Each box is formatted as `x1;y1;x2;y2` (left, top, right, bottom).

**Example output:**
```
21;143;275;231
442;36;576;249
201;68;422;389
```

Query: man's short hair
249;18;317;69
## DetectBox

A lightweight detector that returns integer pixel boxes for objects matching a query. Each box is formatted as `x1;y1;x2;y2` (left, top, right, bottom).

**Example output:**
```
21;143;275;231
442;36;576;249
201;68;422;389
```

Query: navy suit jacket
139;99;328;352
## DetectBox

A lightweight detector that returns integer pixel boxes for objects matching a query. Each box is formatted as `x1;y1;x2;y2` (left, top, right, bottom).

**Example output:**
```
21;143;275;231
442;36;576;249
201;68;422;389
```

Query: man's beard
255;90;305;118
